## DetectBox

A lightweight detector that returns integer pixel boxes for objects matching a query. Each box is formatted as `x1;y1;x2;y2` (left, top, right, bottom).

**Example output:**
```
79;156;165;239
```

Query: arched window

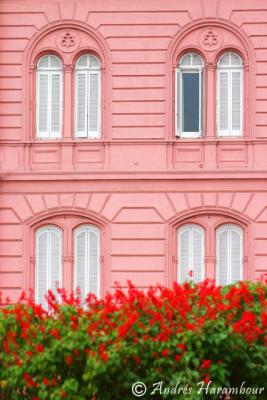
35;226;62;307
177;224;205;283
216;224;243;285
176;53;204;138
217;52;243;136
36;55;63;139
74;225;100;303
75;54;101;138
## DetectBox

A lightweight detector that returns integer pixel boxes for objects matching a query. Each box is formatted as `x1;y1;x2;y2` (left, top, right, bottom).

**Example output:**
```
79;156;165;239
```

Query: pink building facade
0;0;267;304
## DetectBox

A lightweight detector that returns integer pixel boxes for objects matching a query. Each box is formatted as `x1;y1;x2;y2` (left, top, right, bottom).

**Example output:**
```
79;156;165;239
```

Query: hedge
0;280;266;399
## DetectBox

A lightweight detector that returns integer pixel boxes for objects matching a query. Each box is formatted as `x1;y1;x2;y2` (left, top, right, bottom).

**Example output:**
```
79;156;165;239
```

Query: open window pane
182;73;199;132
176;53;203;137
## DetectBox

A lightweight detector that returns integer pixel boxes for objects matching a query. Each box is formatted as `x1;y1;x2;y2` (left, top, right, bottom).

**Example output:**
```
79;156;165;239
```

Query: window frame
74;54;101;139
216;52;244;137
175;53;204;138
36;55;63;139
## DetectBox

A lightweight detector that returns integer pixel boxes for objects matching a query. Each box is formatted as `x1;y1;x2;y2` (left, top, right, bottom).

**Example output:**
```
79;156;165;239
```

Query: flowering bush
0;281;266;399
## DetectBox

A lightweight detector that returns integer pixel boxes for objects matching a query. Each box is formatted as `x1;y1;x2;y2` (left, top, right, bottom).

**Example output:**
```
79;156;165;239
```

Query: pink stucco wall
0;0;267;300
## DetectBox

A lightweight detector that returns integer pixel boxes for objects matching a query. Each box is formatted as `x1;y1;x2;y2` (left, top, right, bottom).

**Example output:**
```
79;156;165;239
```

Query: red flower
36;344;44;353
43;377;49;385
98;343;109;362
204;373;210;384
161;349;168;357
177;343;186;352
201;359;211;369
175;354;181;362
50;328;60;339
3;340;9;352
65;355;72;366
51;377;57;386
23;372;38;388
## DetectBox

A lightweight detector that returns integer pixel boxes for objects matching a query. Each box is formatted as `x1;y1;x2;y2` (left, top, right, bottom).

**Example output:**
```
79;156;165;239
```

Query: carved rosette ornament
199;28;223;51
56;30;80;53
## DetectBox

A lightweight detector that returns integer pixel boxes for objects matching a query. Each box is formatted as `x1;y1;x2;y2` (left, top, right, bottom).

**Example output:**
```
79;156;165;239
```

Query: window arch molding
168;208;251;287
25;209;109;298
23;21;111;140
166;20;255;140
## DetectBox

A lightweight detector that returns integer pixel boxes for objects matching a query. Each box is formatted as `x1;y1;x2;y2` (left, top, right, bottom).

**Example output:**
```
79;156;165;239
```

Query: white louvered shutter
75;72;88;138
192;228;203;282
36;55;62;139
89;229;99;295
50;229;62;300
36;227;62;308
231;71;242;134
179;229;190;283
230;228;242;283
217;229;228;285
75;230;87;301
217;225;243;285
75;226;100;305
218;71;229;134
178;225;204;284
37;73;49;137
75;54;101;138
36;230;48;307
88;72;100;138
50;73;61;138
